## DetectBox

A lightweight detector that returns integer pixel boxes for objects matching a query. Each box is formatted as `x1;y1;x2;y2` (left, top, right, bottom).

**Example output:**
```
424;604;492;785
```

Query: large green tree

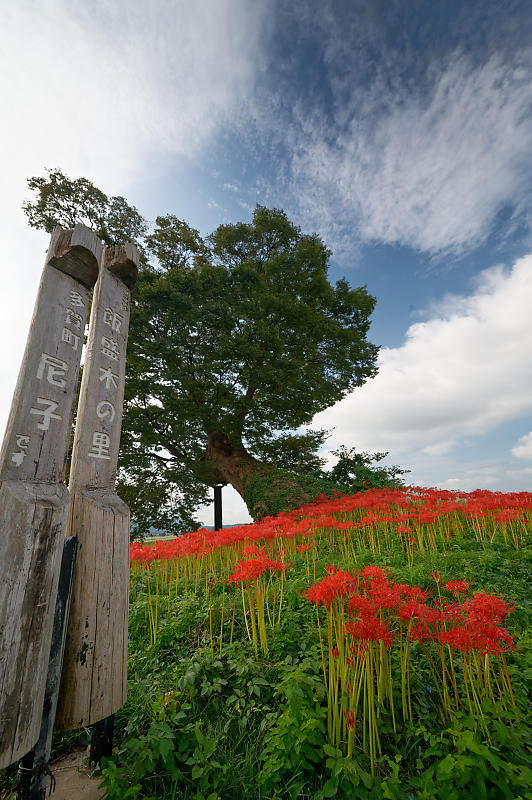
24;169;379;532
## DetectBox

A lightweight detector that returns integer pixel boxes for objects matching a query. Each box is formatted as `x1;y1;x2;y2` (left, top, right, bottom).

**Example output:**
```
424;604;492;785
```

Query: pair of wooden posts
0;226;138;789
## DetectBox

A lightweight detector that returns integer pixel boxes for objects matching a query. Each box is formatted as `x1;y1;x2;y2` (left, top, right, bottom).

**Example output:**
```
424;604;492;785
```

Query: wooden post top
104;243;139;289
46;225;103;289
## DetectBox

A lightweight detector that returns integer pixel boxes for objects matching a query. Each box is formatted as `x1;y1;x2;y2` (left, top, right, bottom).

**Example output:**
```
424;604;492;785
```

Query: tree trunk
204;432;309;521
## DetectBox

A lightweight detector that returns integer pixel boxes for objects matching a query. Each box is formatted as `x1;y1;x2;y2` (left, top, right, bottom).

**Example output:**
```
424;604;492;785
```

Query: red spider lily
362;565;388;580
396;599;438;627
344;710;355;729
400;584;430;602
446;580;472;595
348;594;377;618
438;621;515;655
130;486;532;568
410;623;431;643
228;555;288;586
367;580;402;611
242;544;266;557
346;618;393;647
303;569;356;608
462;593;514;623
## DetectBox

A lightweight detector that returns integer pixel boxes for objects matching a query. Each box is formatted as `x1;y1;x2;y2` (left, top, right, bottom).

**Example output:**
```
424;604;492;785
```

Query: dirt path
44;749;106;800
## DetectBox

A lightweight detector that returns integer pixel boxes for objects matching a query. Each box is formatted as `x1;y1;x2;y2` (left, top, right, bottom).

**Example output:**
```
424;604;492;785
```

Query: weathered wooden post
17;536;78;799
0;226;101;769
54;243;138;731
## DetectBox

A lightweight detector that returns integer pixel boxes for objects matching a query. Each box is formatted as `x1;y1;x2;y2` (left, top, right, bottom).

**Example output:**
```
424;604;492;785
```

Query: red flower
344;710;355;729
446;580;472;595
348;594;377;618
304;569;356;608
463;593;514;623
346;618;393;647
228;555;289;586
242;544;265;557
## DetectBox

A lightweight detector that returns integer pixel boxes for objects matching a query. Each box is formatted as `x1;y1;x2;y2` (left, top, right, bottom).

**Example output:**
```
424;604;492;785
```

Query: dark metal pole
16;749;37;800
89;714;115;766
17;536;78;800
214;484;223;531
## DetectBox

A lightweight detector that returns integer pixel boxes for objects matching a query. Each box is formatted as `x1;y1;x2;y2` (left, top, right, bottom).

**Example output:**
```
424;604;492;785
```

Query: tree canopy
24;169;381;533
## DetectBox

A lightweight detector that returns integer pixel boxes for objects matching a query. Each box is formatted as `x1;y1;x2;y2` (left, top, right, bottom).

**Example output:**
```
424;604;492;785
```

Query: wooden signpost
0;226;101;769
55;243;138;730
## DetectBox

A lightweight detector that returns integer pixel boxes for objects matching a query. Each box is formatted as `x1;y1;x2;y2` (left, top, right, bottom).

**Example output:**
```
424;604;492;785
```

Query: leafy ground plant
1;487;531;799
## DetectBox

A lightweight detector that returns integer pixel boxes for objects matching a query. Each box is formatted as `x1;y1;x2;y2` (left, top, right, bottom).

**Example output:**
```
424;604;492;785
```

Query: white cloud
0;0;269;434
315;254;532;468
505;466;532;480
287;51;532;256
511;432;532;459
421;441;456;457
438;470;498;490
1;0;268;187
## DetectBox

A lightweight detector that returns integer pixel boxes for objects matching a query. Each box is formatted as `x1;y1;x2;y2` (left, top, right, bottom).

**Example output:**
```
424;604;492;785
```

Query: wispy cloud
314;254;532;487
285;51;532;257
1;0;269;192
0;0;270;430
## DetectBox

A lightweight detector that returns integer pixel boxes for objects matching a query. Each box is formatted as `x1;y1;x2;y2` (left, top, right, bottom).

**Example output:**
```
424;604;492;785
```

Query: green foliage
100;714;226;800
326;447;410;494
3;525;529;799
260;659;327;799
23;170;380;530
23;168;147;247
242;447;410;522
243;466;309;520
247;429;329;474
411;710;532;799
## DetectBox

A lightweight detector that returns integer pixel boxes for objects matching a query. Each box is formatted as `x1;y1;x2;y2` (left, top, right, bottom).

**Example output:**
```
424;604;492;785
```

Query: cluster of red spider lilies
129;486;529;767
131;486;531;574
304;564;515;772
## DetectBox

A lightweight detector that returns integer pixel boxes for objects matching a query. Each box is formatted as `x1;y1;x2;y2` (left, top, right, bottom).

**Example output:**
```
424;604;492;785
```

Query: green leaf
195;724;205;745
158;738;173;762
322;777;339;797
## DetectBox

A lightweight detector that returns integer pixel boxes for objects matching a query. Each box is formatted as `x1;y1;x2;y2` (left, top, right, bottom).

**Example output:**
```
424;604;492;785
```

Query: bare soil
45;748;105;800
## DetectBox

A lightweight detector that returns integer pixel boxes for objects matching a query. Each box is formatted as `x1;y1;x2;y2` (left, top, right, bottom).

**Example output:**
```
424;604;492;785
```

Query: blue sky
1;0;531;525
